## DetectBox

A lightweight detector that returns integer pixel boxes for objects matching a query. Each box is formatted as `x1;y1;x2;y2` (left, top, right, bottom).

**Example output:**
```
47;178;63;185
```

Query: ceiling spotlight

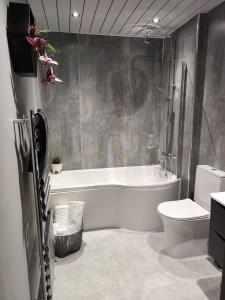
153;17;159;24
72;11;80;18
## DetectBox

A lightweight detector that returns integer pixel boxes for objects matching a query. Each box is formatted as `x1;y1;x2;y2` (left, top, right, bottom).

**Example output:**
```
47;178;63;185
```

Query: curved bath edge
50;165;181;232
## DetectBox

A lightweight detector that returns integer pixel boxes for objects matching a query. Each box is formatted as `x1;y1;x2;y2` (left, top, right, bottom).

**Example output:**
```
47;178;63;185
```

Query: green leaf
39;29;51;36
38;29;51;38
40;29;51;34
51;156;62;164
46;43;56;53
53;48;61;54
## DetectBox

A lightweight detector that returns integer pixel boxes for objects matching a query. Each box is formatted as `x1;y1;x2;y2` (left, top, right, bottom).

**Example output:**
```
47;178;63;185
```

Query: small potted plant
51;156;62;174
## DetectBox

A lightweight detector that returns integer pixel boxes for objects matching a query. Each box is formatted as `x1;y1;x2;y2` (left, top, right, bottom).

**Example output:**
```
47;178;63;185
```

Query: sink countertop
211;192;225;207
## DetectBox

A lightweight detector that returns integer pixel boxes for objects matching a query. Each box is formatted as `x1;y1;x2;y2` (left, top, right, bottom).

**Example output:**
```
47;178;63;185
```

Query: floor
54;229;221;300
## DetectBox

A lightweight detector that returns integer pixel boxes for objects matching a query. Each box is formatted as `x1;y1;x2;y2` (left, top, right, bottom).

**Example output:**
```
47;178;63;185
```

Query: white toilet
158;165;225;259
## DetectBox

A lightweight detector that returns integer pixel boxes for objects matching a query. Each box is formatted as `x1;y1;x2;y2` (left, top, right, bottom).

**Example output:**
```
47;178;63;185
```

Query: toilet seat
158;199;210;221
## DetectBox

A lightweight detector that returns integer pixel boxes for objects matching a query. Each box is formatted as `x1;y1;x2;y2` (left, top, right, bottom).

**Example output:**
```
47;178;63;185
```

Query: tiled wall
43;34;164;170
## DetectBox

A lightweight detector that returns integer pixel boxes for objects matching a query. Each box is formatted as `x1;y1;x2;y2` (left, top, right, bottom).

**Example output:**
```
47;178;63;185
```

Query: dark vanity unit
209;192;225;299
209;192;225;268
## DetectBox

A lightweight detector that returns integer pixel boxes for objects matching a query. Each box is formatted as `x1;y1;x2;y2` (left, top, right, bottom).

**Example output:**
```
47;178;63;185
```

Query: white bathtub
50;165;180;231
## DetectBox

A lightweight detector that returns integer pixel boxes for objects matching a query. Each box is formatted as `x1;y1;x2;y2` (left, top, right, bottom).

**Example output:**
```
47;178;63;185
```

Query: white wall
0;1;30;299
13;70;43;116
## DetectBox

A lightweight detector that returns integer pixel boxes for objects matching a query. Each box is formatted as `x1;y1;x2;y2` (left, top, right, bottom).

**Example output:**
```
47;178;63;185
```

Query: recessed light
72;11;80;18
153;17;159;24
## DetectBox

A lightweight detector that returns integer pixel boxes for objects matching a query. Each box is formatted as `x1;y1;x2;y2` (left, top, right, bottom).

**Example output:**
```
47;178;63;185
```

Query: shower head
130;22;163;38
127;22;171;43
135;23;162;32
143;25;161;44
141;24;172;43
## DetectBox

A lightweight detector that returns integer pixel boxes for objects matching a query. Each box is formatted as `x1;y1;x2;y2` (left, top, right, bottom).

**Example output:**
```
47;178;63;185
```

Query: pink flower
39;55;58;66
28;25;39;37
38;45;46;56
26;25;62;85
26;36;48;48
43;67;62;84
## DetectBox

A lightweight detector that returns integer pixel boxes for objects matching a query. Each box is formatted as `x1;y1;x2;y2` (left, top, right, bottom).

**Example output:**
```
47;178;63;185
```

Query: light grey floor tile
54;229;221;300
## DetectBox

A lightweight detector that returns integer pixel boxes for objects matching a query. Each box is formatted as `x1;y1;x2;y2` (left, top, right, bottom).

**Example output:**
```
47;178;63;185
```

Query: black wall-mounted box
7;3;37;77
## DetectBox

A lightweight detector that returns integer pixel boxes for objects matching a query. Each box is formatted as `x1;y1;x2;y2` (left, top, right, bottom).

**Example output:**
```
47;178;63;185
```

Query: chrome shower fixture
145;34;151;44
142;23;162;31
161;152;176;160
170;82;176;88
133;23;163;42
160;152;177;178
129;22;171;42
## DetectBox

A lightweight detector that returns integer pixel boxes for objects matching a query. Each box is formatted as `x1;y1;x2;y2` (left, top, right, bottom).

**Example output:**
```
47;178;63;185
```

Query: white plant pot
51;163;62;174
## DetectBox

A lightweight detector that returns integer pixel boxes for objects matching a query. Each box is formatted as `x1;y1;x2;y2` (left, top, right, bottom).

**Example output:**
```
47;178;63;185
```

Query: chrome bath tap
160;152;176;177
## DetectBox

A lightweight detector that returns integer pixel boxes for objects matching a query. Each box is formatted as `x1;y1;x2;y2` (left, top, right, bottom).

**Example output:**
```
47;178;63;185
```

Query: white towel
54;201;85;236
55;205;69;227
68;201;85;227
53;223;69;236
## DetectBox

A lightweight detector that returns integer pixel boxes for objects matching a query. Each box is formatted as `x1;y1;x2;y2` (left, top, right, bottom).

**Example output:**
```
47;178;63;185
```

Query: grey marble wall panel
170;17;198;198
199;2;225;171
43;34;82;170
162;3;225;198
43;33;163;170
188;14;208;198
169;3;225;197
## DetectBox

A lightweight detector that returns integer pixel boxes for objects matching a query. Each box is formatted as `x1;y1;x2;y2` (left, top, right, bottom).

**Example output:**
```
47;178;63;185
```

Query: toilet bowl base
161;217;209;259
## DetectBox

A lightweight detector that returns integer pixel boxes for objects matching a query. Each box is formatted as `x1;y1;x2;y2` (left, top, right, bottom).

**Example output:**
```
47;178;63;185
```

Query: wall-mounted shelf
7;3;37;77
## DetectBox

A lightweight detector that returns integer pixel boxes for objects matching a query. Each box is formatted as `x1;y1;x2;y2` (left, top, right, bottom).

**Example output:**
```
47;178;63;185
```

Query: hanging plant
26;25;62;84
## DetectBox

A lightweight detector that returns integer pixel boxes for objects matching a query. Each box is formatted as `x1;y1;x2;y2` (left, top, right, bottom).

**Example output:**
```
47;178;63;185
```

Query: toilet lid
158;199;210;221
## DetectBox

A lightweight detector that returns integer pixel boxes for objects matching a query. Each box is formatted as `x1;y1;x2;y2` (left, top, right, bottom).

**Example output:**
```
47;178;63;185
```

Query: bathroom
1;0;225;299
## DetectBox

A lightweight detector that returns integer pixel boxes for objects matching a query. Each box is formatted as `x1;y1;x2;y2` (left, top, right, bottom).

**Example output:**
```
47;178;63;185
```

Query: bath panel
50;165;180;231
